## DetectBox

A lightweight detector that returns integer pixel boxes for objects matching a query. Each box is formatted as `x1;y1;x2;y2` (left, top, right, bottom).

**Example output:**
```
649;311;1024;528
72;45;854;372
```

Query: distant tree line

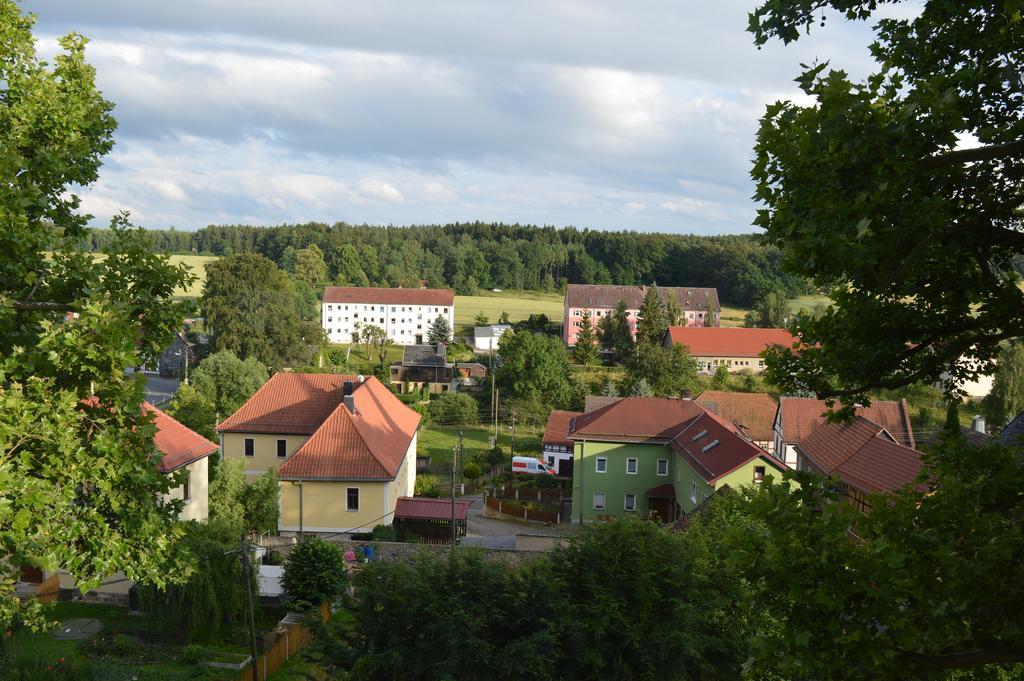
77;222;809;307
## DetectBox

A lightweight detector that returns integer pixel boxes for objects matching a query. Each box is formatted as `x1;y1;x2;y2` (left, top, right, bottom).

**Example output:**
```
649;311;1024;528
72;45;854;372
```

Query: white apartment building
322;287;455;346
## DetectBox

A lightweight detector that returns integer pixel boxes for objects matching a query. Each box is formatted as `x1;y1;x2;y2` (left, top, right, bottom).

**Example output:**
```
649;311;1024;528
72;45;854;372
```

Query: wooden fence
494;485;567;504
483;494;560;525
233;603;329;681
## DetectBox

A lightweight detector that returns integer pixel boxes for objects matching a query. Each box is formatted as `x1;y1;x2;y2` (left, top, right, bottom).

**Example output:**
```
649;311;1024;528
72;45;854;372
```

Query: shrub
415;475;441;498
370;524;397;542
282;537;347;608
426;392;478;426
462;463;482;481
181;644;207;665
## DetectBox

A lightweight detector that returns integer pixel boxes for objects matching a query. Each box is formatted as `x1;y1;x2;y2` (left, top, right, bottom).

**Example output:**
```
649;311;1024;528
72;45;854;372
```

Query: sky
27;1;905;234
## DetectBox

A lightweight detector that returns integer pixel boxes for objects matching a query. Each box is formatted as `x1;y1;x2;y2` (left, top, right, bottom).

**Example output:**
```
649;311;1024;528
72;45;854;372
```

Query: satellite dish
357;374;365;383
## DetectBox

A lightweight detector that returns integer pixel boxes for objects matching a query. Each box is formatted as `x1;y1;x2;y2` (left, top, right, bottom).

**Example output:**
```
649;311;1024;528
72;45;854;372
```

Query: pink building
563;284;720;346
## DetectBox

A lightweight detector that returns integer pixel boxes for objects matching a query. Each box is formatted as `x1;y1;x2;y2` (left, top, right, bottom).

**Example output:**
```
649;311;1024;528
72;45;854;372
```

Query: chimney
343;381;354;397
972;415;986;434
345;394;357;414
680;389;692;400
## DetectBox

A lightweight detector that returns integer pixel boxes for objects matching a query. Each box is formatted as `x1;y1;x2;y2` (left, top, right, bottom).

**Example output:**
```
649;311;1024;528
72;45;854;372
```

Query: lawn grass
168;254;219;298
454;290;563;337
325;342;406;369
419;424;543;464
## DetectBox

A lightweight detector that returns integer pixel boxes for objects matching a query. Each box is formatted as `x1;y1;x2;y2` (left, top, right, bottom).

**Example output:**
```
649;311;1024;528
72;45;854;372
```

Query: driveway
460;494;578;549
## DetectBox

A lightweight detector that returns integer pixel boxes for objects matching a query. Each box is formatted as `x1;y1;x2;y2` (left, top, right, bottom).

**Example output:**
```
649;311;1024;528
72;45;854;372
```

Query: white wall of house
322;301;454;346
162;456;210;522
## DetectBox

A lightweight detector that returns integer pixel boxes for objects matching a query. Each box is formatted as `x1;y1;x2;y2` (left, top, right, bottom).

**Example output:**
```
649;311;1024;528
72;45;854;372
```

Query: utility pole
493;388;499;442
240;535;259;681
458;431;464;489
449;457;457;546
509;408;516;475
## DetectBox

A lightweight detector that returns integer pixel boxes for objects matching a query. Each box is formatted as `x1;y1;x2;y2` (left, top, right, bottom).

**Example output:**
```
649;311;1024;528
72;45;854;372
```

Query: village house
563;284;720;346
218;373;419;534
565;397;785;523
795;416;924;512
664;326;797;374
695;390;778;454
321;286;454;346
542;409;582;477
772;396;915;469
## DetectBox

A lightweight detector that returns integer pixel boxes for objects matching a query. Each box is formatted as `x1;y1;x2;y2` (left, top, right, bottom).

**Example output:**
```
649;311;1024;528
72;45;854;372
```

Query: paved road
141;373;181;406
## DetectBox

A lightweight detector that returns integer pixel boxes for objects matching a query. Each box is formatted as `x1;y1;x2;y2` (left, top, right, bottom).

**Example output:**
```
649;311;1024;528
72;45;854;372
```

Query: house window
754;466;766;483
347;488;359;511
244;438;254;457
657;459;668;476
593;491;605;510
277;439;287;458
624;494;637;512
690;481;697;504
547;456;555;466
596;457;607;473
182;475;191;501
626;458;638;475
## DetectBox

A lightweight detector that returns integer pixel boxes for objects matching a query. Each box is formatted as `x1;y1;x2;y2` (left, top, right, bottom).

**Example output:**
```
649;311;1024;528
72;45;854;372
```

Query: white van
511;456;558;476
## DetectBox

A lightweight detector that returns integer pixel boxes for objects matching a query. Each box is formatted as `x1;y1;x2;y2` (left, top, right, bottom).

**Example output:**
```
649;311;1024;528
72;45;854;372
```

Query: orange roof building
219;373;421;535
565;397;785;523
664;326;797;374
772;396;915;469
695;391;779;453
795;416;925;511
146;401;218;522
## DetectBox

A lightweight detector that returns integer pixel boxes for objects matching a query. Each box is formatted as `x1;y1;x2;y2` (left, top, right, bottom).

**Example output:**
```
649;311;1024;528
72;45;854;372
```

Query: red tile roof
543;410;581;447
323;286;454;307
217;373;359;434
566;284;718;312
395;497;471;521
669;409;786;483
796;417;924;494
569;397;704;442
778;397;915;449
695;391;778;442
666;326;797;358
144;402;219;473
276;377;421;481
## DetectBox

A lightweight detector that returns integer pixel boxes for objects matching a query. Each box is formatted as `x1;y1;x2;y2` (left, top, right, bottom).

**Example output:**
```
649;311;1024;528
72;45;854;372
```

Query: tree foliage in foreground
751;0;1024;410
281;537;347;609
731;440;1024;678
0;1;192;629
343;513;771;681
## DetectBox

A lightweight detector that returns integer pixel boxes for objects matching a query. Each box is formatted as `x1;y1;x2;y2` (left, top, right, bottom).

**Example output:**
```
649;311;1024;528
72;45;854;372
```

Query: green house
566;397;786;522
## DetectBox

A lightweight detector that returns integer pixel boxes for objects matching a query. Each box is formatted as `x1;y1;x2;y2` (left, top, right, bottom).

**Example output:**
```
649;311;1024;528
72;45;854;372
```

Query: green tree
357;323;392;366
572;309;599;365
473;311;489;326
427;392;478;425
733;440;1024;678
203;253;320;368
0;3;192;629
189;349;268;422
711;364;730;390
983;342;1024;428
332;244;370;287
622;343;698;398
242;467;280;534
495;331;575;409
636;284;668;345
209;458;279;534
291;244;328;290
666;292;683;327
498;311;511;325
750;0;1024;408
744;289;787;328
597;300;634;363
629;378;654;397
462;462;482;481
427;314;452;345
166;382;217;441
282;537;347;608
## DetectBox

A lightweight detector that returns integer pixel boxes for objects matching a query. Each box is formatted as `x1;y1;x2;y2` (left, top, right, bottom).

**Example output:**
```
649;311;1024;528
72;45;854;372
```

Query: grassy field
419;423;544;464
720;294;833;327
168;254;218;298
454;289;563;336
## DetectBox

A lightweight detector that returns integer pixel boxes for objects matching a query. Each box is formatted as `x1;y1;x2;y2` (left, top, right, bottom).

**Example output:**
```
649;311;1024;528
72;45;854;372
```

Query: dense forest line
81;222;809;307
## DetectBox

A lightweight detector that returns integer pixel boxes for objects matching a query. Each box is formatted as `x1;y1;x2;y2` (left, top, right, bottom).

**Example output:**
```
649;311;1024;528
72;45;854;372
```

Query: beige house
218;373;420;534
664;326;797;374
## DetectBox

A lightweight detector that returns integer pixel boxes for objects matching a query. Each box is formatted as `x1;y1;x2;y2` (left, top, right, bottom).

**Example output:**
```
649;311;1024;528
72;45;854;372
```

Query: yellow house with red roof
218;373;420;534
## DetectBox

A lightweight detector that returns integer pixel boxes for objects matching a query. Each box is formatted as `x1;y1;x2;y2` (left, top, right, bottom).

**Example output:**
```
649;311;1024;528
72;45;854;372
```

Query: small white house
473;324;512;351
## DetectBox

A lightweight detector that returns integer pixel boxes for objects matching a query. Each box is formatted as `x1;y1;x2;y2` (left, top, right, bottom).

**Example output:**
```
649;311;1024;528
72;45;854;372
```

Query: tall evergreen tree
573;309;599;365
598;300;634;363
666;292;683;327
636;284;668;345
427;314;452;345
